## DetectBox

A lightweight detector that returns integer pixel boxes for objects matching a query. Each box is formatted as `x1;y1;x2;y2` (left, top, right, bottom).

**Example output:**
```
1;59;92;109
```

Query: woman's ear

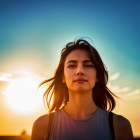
62;74;66;83
62;78;66;83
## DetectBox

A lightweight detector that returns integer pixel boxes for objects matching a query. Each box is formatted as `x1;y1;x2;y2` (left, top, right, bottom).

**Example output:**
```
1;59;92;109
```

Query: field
0;135;140;140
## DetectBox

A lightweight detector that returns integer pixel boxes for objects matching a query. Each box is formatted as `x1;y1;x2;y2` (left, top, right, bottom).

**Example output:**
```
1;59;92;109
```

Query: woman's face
63;49;98;93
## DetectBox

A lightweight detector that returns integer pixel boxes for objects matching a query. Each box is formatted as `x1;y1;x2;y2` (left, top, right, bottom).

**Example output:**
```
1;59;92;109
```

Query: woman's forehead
65;49;91;64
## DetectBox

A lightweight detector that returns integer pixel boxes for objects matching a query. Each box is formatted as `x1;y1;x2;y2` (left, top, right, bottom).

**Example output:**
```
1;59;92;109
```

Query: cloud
108;72;140;101
116;89;140;101
0;73;13;77
0;73;13;82
123;89;140;97
109;72;120;81
109;85;131;94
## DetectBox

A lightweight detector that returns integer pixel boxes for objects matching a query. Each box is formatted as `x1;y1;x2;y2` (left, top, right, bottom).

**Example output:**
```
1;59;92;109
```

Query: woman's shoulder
31;114;49;140
113;113;130;126
33;114;49;126
113;113;134;140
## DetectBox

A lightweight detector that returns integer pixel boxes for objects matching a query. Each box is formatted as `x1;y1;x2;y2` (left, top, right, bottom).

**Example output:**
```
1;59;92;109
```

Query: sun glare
5;76;44;113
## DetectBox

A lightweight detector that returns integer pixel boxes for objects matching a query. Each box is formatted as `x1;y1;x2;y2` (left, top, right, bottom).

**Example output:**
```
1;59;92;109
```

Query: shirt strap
108;112;115;140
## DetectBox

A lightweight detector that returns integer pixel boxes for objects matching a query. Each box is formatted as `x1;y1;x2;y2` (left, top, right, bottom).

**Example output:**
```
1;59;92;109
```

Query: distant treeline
0;135;30;140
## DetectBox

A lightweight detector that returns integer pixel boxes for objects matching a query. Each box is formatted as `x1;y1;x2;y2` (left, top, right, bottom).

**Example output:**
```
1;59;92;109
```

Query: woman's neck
64;90;97;119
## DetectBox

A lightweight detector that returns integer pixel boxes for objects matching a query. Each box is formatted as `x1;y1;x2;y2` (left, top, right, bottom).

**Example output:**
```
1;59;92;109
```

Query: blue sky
1;0;140;89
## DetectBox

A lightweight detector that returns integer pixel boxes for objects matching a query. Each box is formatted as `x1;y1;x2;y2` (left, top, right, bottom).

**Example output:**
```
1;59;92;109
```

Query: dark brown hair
39;39;118;113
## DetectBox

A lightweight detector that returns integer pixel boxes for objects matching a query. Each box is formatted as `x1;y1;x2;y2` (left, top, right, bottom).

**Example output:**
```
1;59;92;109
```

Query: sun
5;76;44;113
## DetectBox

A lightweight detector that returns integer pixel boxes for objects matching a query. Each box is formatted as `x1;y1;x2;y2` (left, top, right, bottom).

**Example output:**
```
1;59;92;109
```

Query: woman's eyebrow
66;60;92;65
83;60;92;63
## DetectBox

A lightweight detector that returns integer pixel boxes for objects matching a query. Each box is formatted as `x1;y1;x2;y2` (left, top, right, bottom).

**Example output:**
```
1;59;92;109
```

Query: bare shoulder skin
113;114;134;140
31;114;49;140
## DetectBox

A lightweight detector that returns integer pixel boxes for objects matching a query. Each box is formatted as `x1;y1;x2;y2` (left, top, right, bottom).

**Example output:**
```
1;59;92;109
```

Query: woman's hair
39;39;118;113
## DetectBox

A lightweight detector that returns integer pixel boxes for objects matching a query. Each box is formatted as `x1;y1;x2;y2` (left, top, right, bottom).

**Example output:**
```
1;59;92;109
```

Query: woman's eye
85;65;93;67
68;65;76;68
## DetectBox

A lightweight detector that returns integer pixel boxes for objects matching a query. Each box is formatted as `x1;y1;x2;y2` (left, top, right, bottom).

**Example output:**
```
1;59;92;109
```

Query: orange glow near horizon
0;71;48;136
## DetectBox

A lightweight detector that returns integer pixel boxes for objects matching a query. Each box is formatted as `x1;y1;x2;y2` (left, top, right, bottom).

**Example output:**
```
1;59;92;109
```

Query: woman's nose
76;65;84;75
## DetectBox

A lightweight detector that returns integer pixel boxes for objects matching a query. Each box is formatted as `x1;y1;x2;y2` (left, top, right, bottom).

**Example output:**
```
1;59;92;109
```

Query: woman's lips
74;78;87;83
75;80;87;83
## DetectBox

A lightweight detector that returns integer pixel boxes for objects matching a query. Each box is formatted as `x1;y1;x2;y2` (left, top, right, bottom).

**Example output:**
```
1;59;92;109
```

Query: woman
31;37;134;140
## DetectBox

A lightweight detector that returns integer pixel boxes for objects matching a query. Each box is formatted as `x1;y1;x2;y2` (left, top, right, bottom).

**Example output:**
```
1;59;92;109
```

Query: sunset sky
0;0;140;137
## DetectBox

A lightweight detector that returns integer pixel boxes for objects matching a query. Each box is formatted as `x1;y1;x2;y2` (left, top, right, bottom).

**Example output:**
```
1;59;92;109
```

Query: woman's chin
69;88;92;94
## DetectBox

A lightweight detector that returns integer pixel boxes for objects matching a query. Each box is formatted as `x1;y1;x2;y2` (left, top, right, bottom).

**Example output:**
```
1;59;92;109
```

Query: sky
0;0;140;137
